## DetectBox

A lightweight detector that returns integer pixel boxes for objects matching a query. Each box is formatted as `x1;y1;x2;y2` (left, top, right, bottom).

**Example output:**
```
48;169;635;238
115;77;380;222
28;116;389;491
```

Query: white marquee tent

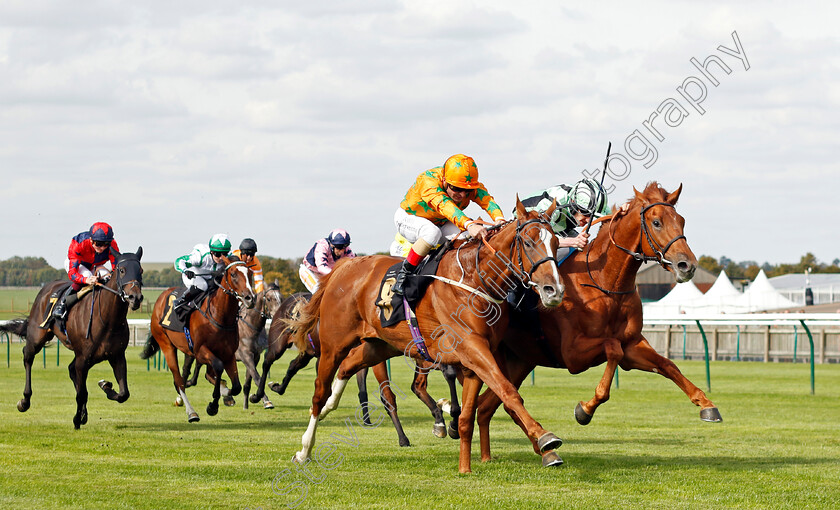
643;280;703;316
735;270;798;312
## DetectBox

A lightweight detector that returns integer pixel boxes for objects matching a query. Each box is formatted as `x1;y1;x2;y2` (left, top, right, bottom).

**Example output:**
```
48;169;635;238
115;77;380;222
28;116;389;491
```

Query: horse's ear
136;246;143;260
515;194;527;218
666;183;683;205
545;198;558;218
110;246;121;258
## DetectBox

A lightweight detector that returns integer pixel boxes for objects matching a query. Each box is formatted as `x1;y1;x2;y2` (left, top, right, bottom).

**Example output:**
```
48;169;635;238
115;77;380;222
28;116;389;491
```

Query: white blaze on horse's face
234;265;257;308
521;224;564;308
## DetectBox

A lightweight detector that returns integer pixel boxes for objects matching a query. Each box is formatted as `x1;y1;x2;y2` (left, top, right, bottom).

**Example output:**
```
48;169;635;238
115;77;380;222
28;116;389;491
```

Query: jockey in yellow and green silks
391;154;505;296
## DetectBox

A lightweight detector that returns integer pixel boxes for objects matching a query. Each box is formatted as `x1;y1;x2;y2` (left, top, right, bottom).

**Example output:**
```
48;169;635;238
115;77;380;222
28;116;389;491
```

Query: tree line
2;252;837;292
697;253;840;281
0;255;309;296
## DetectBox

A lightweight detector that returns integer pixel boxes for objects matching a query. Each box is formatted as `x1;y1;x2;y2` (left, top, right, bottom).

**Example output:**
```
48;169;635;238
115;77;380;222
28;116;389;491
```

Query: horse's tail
0;318;28;339
139;332;160;359
289;275;332;354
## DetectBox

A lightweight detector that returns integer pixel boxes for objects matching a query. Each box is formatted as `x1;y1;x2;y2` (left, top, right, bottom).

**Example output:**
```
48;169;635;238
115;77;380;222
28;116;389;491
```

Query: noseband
584;201;686;295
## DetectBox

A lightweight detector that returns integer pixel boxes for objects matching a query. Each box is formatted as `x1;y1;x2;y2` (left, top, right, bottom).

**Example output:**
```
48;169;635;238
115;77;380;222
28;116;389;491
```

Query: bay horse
289;198;565;473
141;257;255;422
0;248;144;429
475;182;722;466
181;282;283;409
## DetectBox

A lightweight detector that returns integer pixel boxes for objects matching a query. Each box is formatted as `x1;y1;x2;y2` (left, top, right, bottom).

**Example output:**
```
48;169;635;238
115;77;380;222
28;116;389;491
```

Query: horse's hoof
188;412;200;423
575;402;593;425
700;407;723;422
249;394;261;404
207;402;219;416
17;399;30;413
263;400;274;410
398;437;411;447
537;432;562;452
292;452;308;465
184;381;196;388
81;410;88;425
98;380;113;392
448;422;460;440
269;382;285;395
174;396;184;407
541;450;564;467
433;423;447;438
223;396;236;407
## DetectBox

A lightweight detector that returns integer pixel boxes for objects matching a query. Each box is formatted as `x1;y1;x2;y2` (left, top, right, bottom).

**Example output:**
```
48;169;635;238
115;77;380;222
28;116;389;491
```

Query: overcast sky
1;1;837;269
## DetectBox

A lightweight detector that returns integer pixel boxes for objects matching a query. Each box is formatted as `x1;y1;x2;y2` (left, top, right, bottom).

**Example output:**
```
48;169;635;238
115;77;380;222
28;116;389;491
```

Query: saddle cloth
377;242;448;328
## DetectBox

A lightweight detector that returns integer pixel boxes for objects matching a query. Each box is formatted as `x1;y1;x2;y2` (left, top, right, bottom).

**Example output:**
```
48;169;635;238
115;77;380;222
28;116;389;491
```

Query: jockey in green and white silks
516;178;611;265
173;233;232;311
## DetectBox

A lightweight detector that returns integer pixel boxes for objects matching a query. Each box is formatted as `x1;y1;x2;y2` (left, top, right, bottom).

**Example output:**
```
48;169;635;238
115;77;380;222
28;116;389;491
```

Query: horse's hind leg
576;338;623;425
355;367;372;426
372;361;411;447
19;338;43;413
275;353;314;395
71;356;91;429
183;354;200;388
622;337;722;422
410;362;447;439
99;352;130;403
160;339;200;422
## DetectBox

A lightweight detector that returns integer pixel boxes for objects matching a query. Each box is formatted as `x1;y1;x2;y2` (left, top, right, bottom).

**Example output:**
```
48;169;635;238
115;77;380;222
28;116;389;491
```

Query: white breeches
182;274;211;291
299;264;320;293
392;208;462;253
64;259;112;278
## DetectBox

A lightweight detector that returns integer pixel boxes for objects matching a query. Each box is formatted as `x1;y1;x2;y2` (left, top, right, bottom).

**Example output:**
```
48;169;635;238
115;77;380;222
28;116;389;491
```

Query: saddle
377;241;449;328
38;283;94;329
160;288;212;333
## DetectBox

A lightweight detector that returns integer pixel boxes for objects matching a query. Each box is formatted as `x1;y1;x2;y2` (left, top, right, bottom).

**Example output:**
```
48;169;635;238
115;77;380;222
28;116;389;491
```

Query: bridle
583;201;686;295
238;286;281;333
202;260;251;331
95;255;143;303
476;215;557;301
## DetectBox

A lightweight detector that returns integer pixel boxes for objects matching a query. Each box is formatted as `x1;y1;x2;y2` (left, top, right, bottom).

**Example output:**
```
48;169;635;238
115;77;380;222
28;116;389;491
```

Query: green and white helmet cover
569;178;610;218
208;233;232;254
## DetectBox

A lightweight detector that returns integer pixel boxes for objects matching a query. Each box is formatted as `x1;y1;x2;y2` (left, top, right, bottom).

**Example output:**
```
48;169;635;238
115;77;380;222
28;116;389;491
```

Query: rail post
798;320;815;395
694;320;711;393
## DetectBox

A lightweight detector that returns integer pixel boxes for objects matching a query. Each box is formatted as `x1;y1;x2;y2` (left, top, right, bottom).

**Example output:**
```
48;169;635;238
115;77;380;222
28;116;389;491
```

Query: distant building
636;263;716;302
769;273;840;305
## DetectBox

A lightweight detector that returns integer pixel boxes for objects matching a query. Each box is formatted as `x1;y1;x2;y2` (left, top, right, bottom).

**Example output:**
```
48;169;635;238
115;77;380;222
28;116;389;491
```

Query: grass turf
0;344;839;509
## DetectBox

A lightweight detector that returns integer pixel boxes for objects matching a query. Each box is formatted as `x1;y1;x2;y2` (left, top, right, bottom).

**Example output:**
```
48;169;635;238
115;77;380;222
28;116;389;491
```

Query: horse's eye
119;267;126;275
652;219;662;228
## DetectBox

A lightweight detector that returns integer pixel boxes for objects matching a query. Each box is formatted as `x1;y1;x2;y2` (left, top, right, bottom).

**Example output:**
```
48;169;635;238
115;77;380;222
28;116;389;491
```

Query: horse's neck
444;228;523;297
210;289;238;317
581;212;644;293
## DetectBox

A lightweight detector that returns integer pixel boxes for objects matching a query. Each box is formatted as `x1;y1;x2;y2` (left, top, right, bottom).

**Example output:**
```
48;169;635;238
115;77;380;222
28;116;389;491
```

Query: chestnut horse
141;257;255;422
475;182;721;466
289;198;565;473
0;248;144;428
182;282;283;409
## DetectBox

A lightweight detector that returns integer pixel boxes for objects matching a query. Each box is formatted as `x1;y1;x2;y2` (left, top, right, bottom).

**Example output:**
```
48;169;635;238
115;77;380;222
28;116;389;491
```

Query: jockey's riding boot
52;288;78;321
392;260;417;296
174;286;201;311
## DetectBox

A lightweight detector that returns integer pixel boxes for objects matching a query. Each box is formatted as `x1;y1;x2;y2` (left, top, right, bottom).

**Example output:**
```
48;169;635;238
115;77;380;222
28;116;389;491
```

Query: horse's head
512;197;564;306
110;246;144;311
217;257;257;309
627;182;697;282
263;281;284;319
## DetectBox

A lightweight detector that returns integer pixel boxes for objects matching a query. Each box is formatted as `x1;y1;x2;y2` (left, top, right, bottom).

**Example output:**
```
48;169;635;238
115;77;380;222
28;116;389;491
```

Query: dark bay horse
0;248;144;428
182;282;283;409
289;198;565;473
142;257;255;422
475;182;721;466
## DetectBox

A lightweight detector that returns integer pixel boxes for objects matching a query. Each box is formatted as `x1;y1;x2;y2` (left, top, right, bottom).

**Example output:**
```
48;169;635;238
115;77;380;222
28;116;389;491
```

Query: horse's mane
593;181;672;236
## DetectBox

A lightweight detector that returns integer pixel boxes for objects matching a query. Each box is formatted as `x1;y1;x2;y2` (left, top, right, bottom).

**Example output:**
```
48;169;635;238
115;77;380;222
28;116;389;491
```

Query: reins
202;260;249;331
582;200;686;295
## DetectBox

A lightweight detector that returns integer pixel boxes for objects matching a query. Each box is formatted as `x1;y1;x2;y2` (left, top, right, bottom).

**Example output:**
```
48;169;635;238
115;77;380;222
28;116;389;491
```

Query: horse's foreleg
182;354;199;388
411;363;446;439
457;372;484;474
622;337;722;422
373;361;410;447
576;338;623;425
254;341;281;401
223;354;242;397
441;364;462;439
205;357;226;417
476;353;536;461
72;356;91;429
295;348;347;464
459;344;562;468
100;353;130;403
